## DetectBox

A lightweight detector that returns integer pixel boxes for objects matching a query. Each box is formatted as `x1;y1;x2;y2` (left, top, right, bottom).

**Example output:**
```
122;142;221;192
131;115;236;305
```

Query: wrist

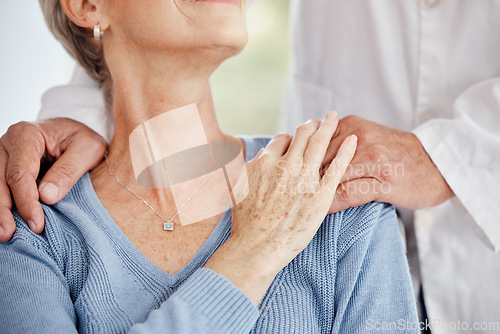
204;237;278;306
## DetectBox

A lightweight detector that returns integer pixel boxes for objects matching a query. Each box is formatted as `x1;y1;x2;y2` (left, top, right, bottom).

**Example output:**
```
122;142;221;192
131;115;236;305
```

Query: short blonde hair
39;0;112;103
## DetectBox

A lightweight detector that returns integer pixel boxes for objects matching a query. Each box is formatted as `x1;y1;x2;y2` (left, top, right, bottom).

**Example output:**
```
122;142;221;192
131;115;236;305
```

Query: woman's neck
101;21;248;163
107;56;228;178
91;54;245;221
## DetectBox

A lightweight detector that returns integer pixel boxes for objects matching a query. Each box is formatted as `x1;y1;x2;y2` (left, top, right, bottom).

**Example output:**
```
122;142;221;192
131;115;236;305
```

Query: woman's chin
221;30;249;54
197;30;248;60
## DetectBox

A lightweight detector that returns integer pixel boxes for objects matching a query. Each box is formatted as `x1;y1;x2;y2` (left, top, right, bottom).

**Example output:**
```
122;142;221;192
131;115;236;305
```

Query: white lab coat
38;0;500;333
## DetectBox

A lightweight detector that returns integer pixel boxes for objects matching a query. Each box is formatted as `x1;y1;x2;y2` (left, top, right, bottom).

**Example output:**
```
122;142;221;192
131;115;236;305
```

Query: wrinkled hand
0;118;106;241
322;116;454;213
206;112;358;305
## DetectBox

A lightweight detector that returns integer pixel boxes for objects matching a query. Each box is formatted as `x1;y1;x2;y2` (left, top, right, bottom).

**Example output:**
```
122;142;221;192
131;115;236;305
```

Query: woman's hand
0;118;106;241
205;112;357;305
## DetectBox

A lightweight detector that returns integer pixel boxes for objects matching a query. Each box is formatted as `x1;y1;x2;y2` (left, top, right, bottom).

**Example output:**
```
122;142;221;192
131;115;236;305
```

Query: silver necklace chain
104;151;217;231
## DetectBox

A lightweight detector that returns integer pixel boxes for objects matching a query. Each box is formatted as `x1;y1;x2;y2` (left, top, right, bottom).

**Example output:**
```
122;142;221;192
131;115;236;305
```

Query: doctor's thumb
39;136;106;205
328;178;381;214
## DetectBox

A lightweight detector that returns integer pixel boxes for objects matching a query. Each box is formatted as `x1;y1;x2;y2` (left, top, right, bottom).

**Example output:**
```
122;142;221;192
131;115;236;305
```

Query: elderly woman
0;0;419;333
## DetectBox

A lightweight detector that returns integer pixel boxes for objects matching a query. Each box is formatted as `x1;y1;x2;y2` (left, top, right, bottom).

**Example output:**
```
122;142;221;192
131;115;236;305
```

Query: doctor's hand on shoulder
0;118;106;241
323;115;455;213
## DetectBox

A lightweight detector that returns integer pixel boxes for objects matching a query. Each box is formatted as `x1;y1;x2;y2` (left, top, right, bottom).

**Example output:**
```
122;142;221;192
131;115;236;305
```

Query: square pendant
163;222;174;231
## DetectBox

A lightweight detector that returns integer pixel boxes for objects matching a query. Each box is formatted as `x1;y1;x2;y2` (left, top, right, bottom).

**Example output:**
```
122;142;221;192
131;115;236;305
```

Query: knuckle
296;122;316;134
85;135;107;154
343;115;361;124
6;122;30;137
3;122;28;147
365;145;389;164
13;198;31;212
254;148;265;159
273;133;292;141
355;128;370;142
309;132;329;146
335;183;351;204
6;165;27;188
53;163;77;180
4;123;44;156
257;150;273;166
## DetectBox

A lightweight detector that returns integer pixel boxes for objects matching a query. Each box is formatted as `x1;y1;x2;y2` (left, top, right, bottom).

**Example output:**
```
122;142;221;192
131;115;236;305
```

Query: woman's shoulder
6;173;94;265
315;202;397;258
257;202;398;330
324;202;397;247
308;202;397;260
280;202;397;279
1;176;96;326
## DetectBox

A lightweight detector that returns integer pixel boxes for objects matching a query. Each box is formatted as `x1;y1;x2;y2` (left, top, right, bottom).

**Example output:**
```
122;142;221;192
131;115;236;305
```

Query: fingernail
347;135;358;145
326;111;338;120
28;220;37;232
0;226;4;238
40;182;59;200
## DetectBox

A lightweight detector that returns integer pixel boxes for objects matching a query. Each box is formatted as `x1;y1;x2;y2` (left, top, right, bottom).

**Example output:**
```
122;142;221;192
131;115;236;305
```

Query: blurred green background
211;0;290;136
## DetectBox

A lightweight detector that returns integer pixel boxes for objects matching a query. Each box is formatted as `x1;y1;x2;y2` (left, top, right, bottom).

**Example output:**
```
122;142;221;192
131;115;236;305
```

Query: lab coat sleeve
413;78;500;252
37;65;113;142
